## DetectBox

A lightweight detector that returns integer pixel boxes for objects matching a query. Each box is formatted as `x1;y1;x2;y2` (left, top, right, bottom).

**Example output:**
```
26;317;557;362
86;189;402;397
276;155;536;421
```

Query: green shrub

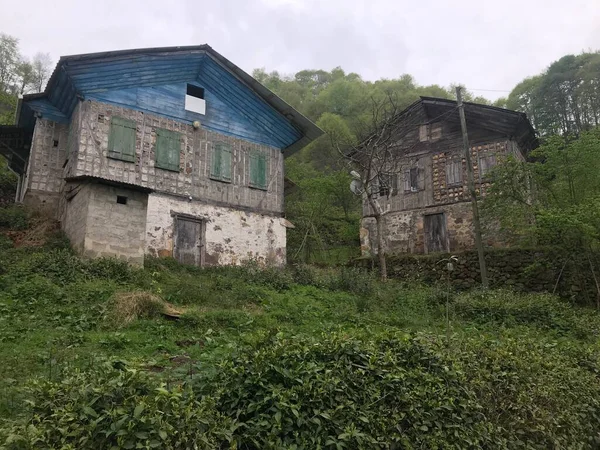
12;249;85;285
196;332;495;448
0;206;28;230
0;234;12;250
84;257;133;284
328;266;374;298
1;364;233;449
458;333;600;448
453;290;600;338
0;275;64;305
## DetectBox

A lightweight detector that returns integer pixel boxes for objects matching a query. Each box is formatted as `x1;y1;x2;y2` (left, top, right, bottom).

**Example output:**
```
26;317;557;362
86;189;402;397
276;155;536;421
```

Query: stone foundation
146;193;286;266
360;202;479;255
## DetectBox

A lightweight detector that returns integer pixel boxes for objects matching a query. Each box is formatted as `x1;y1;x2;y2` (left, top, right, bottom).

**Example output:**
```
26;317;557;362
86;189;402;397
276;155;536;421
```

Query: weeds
2;228;600;448
108;291;182;327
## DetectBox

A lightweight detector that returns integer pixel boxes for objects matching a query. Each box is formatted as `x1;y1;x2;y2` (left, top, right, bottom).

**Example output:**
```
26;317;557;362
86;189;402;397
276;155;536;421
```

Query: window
378;173;398;197
116;195;128;205
445;160;462;186
185;83;206;115
155;129;181;172
210;142;232;182
249;151;268;190
108;116;136;162
404;167;419;192
479;154;497;178
419;123;442;142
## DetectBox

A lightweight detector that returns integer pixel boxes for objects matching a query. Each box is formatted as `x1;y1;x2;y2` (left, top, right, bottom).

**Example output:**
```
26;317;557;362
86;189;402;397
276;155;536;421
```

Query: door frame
423;212;449;254
172;213;206;266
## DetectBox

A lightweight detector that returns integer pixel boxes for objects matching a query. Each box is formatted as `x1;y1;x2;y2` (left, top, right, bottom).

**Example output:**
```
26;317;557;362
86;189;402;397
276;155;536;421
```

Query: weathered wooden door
174;217;204;266
424;213;448;253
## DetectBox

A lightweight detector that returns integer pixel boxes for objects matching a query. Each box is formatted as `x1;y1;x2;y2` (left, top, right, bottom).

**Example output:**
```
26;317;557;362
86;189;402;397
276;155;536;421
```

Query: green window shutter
211;143;232;182
155;129;181;172
210;144;222;179
250;151;268;190
108;117;136;162
221;144;232;182
257;153;267;189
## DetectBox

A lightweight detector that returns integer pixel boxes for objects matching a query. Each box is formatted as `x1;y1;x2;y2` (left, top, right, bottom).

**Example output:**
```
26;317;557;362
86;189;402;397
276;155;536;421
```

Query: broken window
445;160;462;186
155;128;181;172
404;167;419;192
378;173;398;197
249;150;268;190
210;142;232;183
108;116;136;163
479;154;497;178
185;84;206;115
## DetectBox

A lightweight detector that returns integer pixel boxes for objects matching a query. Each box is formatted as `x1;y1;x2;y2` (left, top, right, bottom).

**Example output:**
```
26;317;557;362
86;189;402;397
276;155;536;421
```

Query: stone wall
360;248;600;305
361;202;477;255
74;100;284;215
22;119;68;216
61;182;91;253
146;193;286;266
360;138;520;256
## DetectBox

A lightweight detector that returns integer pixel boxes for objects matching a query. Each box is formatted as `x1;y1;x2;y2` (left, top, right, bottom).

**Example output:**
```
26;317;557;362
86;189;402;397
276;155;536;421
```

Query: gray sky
3;0;600;99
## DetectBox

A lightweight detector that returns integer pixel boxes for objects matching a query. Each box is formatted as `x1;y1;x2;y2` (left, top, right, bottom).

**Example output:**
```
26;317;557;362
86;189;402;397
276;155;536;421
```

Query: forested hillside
255;52;600;262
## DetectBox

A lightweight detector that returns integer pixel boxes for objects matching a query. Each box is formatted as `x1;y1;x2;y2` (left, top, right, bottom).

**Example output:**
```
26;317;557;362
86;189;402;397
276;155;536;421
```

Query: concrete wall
73;100;284;215
22;119;69;215
83;184;148;265
146;193;286;266
62;182;91;253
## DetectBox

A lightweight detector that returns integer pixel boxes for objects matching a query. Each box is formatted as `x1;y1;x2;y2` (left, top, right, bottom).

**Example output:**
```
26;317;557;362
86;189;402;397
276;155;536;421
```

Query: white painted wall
145;193;286;266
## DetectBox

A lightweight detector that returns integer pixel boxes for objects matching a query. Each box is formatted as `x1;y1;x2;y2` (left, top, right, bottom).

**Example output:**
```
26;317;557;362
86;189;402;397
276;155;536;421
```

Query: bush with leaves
1;364;233;450
196;332;495;448
453;289;600;339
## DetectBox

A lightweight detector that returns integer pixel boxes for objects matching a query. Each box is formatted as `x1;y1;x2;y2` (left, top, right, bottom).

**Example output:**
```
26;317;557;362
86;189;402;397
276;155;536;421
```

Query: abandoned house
0;45;322;266
360;97;537;255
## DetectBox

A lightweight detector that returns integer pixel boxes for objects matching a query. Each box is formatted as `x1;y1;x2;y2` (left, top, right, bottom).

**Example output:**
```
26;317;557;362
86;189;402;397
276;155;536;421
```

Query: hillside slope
1;209;600;448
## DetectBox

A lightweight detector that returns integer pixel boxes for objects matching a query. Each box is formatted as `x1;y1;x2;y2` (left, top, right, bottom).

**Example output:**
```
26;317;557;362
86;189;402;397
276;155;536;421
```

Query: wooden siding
363;105;525;217
86;79;297;149
19;49;308;151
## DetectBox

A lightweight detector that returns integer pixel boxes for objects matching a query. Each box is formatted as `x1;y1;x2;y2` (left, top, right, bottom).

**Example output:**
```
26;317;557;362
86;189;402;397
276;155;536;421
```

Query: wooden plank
199;60;299;143
200;60;298;138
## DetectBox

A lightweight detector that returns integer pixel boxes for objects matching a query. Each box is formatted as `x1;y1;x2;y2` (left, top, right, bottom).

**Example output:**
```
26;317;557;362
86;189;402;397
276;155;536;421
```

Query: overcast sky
3;0;600;99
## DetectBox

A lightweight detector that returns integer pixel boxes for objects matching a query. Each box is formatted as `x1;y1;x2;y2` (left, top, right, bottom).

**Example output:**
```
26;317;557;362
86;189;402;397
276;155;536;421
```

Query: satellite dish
350;179;364;195
350;170;361;180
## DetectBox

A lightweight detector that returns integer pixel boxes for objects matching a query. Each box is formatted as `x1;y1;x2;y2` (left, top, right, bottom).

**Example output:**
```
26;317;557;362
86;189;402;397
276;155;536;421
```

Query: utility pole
456;86;489;288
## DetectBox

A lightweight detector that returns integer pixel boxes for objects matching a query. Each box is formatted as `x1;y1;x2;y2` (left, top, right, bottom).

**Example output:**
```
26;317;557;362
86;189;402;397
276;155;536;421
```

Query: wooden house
0;45;322;266
360;97;537;255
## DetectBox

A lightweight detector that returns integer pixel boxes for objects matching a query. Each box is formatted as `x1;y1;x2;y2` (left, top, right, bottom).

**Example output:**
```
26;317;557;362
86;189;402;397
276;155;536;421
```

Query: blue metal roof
18;45;322;153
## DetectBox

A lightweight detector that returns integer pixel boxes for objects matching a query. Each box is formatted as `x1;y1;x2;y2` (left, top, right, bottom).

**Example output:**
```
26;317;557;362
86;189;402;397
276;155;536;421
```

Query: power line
468;88;511;93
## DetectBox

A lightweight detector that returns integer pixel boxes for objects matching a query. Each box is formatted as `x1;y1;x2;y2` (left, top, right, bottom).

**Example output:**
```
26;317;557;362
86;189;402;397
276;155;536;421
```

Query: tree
341;94;406;280
31;52;52;93
16;60;34;95
0;33;20;94
482;127;600;305
505;52;600;137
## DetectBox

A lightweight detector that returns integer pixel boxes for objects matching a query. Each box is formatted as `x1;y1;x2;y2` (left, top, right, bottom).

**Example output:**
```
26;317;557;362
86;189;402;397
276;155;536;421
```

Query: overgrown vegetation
1;209;600;448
